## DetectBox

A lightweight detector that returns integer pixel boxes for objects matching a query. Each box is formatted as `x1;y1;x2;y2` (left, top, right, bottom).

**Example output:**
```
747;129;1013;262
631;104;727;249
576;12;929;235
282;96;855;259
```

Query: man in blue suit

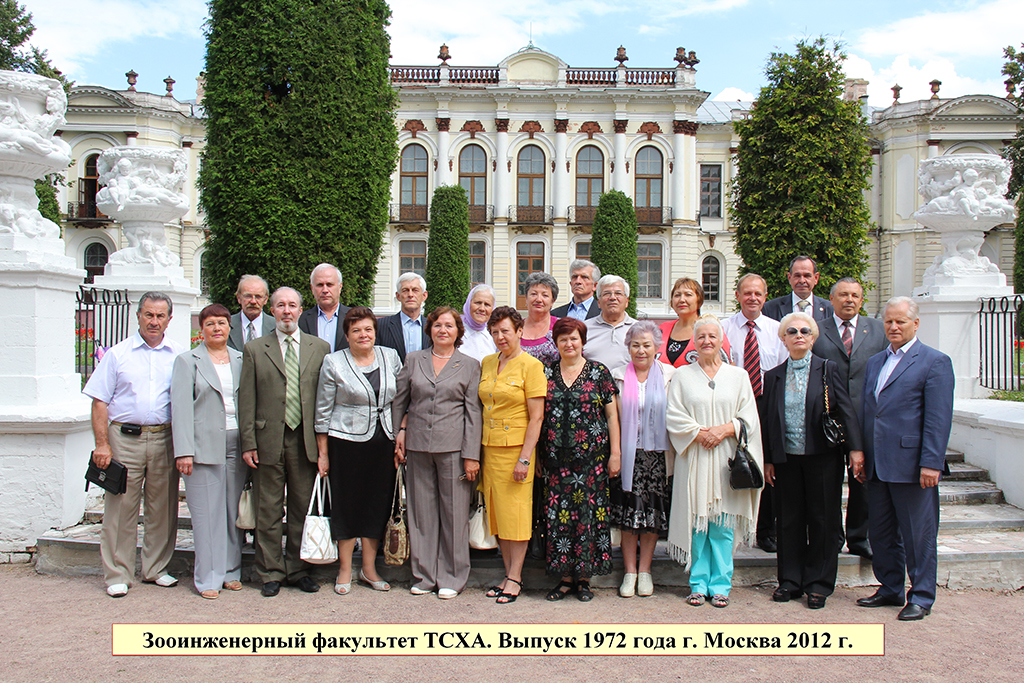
856;296;954;621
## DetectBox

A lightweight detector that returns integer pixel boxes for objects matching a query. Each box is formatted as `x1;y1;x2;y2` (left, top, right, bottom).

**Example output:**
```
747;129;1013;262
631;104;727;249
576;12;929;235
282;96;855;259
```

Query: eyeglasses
785;327;813;337
601;291;626;299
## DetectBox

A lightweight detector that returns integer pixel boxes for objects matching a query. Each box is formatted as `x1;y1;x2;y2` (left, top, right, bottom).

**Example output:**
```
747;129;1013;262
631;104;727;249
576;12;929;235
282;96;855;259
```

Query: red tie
841;321;853;355
744;320;762;397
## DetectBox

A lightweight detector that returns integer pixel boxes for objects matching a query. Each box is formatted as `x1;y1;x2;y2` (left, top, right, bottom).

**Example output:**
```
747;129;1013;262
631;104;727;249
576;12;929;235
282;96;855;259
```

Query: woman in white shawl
666;315;762;608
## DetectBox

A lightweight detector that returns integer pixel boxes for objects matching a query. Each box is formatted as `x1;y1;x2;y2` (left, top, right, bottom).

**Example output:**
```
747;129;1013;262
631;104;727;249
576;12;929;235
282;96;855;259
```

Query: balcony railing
624;69;676;86
635;205;672;225
467;204;494;223
390;67;440;84
509;205;553;224
568;205;598;224
66;201;111;222
450;68;499;84
390;203;430;223
566;69;618;85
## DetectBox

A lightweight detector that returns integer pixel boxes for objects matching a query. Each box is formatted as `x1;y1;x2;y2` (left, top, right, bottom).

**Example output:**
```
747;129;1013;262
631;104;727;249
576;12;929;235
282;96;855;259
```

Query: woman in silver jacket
316;306;403;596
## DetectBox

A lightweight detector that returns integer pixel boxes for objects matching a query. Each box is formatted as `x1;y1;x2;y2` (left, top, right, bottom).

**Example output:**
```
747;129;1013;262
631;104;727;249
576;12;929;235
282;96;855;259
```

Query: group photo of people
84;255;954;621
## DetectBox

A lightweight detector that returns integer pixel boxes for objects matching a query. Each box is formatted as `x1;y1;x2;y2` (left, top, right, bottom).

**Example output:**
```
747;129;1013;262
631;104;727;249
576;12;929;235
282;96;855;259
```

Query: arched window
634;147;663;224
84;242;108;284
574;145;603;223
400;144;428;222
459;144;487;222
79;154;103;219
516;145;545;223
702;254;721;303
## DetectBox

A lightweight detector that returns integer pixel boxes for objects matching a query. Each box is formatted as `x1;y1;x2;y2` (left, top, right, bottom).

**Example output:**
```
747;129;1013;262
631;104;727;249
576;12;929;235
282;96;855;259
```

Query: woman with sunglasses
761;312;862;610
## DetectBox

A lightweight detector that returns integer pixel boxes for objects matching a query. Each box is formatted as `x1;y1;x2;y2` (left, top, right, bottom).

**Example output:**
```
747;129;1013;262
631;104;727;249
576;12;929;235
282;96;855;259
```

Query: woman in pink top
658;277;730;367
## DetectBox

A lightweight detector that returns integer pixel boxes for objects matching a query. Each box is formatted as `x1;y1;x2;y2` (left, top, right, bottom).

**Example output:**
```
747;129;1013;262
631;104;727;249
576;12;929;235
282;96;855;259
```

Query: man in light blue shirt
297;263;350;352
552;259;602;321
379;272;430;362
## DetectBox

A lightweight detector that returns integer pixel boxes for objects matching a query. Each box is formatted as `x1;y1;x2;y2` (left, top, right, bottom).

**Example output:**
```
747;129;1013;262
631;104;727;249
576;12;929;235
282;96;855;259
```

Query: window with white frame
469;240;486;286
636;243;662;298
700;164;722;218
702;254;721;302
399;239;427;276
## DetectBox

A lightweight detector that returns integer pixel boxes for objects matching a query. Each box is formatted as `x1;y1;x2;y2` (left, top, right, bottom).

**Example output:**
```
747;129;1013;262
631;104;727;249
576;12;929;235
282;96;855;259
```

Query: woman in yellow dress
478;306;546;604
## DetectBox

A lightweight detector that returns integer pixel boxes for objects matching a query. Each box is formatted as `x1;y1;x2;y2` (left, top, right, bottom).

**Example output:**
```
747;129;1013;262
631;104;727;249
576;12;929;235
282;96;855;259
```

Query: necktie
841;321;853;355
284;336;301;430
743;320;762;397
797;300;811;313
246;322;255;344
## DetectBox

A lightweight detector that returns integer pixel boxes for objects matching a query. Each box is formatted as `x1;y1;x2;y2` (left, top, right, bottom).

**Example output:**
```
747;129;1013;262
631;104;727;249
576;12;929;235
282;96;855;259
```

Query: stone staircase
34;450;1024;591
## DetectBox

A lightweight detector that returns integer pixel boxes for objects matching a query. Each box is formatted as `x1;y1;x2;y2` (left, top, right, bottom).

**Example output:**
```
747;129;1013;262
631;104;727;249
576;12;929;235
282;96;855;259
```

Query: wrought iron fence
76;287;132;381
979;295;1024;391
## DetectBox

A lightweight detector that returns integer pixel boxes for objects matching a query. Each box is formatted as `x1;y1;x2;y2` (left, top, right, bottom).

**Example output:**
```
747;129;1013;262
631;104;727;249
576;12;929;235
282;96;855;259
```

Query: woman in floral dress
541;317;620;602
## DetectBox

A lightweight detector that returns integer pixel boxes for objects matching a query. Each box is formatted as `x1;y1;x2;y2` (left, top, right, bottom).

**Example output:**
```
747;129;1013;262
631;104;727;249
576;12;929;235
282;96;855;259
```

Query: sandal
687;593;706;606
496;578;523;604
546;579;577;601
710;594;729;608
576;580;594;602
486;577;508;598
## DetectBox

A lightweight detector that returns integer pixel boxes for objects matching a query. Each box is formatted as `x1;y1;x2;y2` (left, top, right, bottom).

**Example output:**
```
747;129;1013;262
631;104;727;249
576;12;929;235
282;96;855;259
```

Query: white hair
310;263;342;286
778;312;819;340
692;314;724;336
396;271;427;291
596;274;630;299
884;296;919;320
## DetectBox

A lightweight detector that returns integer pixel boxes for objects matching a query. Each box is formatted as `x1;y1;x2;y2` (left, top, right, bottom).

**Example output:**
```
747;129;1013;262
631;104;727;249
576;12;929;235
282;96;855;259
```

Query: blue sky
25;0;1024;105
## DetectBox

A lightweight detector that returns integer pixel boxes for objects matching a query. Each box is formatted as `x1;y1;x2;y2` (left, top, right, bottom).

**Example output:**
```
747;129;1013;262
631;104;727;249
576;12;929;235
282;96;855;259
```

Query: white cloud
844;52;1006;106
855;0;1024;61
28;0;208;75
651;0;748;20
712;86;754;101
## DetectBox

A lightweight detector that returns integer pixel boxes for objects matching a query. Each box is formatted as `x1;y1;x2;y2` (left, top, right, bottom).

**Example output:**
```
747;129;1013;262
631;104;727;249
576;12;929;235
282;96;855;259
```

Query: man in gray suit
239;287;330;597
228;275;275;351
812;278;887;559
297;263;350;353
763;255;834;322
551;259;602;320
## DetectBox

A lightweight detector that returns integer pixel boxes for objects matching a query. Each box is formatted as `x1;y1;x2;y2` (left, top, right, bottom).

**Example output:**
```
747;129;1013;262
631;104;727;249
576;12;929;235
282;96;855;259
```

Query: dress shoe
772;587;803;602
106;583;128;598
756;536;777;553
636;572;654;597
261;581;281;597
856;591;904;608
619;573;637;598
292;576;320;593
437;588;458;600
847;545;873;560
897;603;931;621
146;574;178;587
807;593;826;609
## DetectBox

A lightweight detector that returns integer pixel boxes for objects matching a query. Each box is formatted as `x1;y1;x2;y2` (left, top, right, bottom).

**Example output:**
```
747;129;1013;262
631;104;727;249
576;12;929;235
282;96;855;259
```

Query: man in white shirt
551;259;602;321
762;255;834;322
297;263;350;353
83;292;184;597
721;273;786;553
583;274;636;371
228;274;275;351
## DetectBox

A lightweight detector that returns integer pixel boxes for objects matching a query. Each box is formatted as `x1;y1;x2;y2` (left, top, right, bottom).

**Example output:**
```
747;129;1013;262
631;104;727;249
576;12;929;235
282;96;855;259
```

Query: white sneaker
153;574;178;587
619;573;637;598
437;588;458;600
637;572;654;597
107;583;128;597
410;585;433;595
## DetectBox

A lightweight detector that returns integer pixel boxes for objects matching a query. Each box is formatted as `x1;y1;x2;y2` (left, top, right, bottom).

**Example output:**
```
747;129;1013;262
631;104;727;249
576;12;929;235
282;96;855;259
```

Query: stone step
944;462;989;482
839;479;1003;505
946;449;965;464
33;522;1024;591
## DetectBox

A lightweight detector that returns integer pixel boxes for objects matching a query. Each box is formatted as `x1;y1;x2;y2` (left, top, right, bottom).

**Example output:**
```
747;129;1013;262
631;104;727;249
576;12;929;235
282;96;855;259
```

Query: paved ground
3;563;1022;683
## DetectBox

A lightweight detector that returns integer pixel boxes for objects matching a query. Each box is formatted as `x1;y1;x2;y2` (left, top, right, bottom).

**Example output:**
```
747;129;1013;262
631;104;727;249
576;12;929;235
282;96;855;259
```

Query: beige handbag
469;490;497;550
235;478;255;530
384;466;409;566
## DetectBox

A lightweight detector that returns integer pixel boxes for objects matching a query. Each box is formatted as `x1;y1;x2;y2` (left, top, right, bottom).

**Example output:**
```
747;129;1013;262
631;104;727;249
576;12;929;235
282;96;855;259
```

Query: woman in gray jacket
316;307;403;596
393;306;483;599
170;304;244;599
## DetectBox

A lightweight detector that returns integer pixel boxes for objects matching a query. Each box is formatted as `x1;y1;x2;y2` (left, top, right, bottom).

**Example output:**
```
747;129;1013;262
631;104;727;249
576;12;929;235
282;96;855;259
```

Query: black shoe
576;580;594;602
856;591;904;608
897;603;930;621
292;576;320;593
847;545;873;560
261;581;281;597
546;579;577;601
772;587;802;602
756;536;777;553
807;593;827;609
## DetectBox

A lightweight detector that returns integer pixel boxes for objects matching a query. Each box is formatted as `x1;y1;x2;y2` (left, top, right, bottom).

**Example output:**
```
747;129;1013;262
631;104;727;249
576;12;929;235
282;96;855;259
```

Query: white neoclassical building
56;49;1020;317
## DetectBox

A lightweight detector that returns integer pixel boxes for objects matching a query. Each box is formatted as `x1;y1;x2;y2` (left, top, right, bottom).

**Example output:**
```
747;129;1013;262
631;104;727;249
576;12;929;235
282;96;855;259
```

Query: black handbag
728;421;764;490
822;370;847;449
85;456;128;495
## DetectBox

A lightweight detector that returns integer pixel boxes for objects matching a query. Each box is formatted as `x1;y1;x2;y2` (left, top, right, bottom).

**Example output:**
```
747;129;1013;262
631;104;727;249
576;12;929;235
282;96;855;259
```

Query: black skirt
328;422;397;540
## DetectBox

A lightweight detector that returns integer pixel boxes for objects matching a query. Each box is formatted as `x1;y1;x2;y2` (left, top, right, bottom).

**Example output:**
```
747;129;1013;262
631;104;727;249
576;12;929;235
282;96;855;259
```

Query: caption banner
115;623;884;656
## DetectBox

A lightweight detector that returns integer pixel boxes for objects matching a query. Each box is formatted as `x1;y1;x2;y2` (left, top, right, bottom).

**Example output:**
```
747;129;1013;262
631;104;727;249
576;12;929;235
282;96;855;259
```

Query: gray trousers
101;427;179;586
181;430;246;593
406;450;473;592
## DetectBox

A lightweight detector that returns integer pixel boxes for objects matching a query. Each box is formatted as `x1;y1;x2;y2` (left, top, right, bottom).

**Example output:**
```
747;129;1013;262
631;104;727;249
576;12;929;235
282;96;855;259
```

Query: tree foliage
591;189;638;317
424;185;470;311
1002;44;1024;295
199;0;399;308
731;37;872;299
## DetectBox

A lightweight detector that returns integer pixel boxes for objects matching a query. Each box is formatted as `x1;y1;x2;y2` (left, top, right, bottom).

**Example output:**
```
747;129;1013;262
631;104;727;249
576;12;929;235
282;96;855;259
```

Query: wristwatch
518;458;530;466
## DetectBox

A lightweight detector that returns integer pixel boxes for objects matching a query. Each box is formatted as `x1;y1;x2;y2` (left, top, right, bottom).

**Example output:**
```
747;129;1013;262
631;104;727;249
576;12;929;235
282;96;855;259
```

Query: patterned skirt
609;449;670;533
543;446;613;578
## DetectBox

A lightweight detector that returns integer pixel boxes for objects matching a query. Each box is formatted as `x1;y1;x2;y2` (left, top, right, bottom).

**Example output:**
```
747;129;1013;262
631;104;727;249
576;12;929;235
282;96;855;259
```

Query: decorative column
553;118;569;223
493;117;510;221
90;146;198;348
672;120;698;223
435;116;451;187
612;119;628;192
912;154;1015;398
0;71;92;555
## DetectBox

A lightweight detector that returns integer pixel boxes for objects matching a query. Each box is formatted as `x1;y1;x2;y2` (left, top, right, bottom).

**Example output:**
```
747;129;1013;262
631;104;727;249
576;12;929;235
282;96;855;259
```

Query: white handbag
469;490;497;550
235;478;255;530
300;474;338;564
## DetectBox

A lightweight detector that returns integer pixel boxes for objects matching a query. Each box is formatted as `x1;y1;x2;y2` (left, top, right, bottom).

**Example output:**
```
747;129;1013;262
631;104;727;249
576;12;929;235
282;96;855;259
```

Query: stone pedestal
0;71;92;555
91;146;198;347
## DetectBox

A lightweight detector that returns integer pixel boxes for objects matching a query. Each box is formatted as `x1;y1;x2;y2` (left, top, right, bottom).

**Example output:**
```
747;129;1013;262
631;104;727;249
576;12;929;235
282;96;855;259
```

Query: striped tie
841;321;853;355
743;320;762;397
284;336;301;430
246;322;255;344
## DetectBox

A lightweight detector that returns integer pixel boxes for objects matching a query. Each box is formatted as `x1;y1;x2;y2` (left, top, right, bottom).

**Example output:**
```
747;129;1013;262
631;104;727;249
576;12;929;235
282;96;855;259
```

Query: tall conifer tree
200;0;398;307
591;189;639;317
425;185;470;310
732;38;872;298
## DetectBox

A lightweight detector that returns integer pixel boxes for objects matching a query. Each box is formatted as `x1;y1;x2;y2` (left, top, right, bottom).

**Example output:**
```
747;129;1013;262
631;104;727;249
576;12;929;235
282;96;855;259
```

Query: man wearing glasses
228;275;275;351
582;274;636;372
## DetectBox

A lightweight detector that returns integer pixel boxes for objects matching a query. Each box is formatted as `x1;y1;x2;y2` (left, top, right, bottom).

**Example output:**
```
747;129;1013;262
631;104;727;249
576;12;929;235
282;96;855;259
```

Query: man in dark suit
763;255;834;322
378;272;430;362
551;259;602;320
812;277;887;559
228;274;275;351
856;296;954;621
297;263;350;353
239;287;330;597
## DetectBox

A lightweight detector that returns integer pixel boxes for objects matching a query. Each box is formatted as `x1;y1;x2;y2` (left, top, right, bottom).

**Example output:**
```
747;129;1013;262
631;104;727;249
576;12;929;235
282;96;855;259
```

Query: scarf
619;361;669;492
462;284;491;332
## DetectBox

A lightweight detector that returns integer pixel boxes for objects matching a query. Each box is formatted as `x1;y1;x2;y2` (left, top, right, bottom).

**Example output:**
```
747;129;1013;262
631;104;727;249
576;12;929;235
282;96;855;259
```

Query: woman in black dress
315;307;403;595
